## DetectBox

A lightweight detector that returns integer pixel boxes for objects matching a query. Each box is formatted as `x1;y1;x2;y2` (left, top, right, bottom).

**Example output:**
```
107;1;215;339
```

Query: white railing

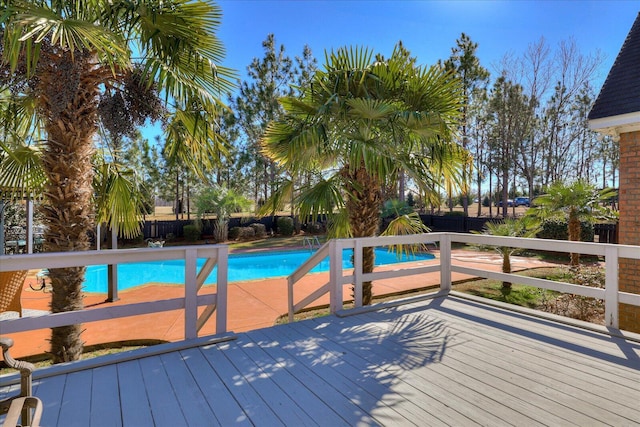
0;245;228;339
4;234;640;341
287;232;640;328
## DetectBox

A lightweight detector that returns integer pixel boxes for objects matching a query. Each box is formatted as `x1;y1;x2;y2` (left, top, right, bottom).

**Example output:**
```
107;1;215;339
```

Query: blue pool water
83;248;435;293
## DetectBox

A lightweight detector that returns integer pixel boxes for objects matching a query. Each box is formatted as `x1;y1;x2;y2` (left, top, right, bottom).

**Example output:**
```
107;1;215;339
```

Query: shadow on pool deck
5;249;554;359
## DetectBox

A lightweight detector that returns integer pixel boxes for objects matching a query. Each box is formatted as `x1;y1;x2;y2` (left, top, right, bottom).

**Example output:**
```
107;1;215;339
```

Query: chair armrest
2;396;43;427
0;337;35;376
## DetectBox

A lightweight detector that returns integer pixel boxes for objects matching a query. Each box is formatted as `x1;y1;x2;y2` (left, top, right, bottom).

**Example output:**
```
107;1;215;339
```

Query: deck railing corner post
184;248;198;339
216;245;229;334
329;239;343;314
439;233;452;294
604;245;619;328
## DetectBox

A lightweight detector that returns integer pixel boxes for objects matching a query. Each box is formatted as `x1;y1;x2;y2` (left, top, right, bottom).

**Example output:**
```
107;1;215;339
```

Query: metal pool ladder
303;236;321;251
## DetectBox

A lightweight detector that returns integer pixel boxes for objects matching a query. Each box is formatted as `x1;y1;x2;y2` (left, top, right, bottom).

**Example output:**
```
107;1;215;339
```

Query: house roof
589;12;640;122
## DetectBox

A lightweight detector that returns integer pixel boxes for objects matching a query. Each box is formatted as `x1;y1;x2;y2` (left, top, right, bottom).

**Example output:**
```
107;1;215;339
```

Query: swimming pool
83;248;435;293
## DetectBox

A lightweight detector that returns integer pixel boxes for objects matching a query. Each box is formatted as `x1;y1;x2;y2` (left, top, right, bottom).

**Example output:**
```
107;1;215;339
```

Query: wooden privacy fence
142;216;618;242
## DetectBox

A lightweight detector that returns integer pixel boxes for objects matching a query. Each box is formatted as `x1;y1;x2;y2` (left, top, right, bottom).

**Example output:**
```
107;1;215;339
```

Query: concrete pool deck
3;249;556;359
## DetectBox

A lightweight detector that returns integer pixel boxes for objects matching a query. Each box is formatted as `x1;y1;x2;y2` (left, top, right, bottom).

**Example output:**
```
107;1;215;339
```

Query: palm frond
93;162;144;239
346;99;396;120
163;106;230;177
5;1;129;68
296;175;345;223
257;178;295;217
0;141;46;199
380;212;431;258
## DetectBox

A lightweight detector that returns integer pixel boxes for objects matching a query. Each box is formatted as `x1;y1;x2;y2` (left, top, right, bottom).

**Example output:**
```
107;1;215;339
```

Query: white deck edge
1;332;237;386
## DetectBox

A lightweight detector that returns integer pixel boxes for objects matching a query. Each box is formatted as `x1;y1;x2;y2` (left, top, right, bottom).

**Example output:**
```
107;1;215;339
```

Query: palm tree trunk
39;51;101;363
568;207;581;266
501;250;512;290
343;165;382;305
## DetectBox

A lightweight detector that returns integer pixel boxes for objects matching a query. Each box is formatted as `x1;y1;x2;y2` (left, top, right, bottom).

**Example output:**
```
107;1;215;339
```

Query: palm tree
262;45;467;305
531;180;617;267
474;217;539;292
0;1;234;362
195;185;251;242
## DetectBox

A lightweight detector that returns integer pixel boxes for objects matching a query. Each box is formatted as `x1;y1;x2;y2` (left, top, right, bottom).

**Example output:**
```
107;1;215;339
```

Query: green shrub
536;219;594;242
305;221;324;234
183;224;200;242
251;223;267;238
238;226;255;240
228;227;240;240
277;216;295;236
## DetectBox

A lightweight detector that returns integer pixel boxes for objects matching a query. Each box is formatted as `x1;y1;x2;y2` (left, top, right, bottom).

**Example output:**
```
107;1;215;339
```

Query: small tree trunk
501;250;512;290
568;207;581;267
342;165;382;306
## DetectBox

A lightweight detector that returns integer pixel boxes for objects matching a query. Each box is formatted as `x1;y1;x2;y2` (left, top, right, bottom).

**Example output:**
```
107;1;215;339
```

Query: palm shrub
528;180;616;267
0;0;234;362
195;186;251;243
262;44;467;305
473;217;540;293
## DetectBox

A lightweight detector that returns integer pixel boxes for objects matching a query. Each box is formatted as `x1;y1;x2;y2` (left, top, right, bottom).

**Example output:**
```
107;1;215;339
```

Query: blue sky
146;1;638;142
217;0;638;89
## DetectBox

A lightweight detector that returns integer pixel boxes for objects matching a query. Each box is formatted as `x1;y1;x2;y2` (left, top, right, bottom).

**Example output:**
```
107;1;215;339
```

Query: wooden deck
2;294;640;426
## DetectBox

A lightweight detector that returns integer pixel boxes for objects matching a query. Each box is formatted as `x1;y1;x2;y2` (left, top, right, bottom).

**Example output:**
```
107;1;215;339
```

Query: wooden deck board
417;298;640;389
281;317;480;426
248;329;378;426
138;355;189;426
57;369;92;427
3;295;640;426
89;364;122;427
302;313;542;427
197;340;286;426
237;333;351;426
352;308;639;424
177;347;248;426
448;326;640;422
32;371;66;427
259;320;440;426
116;360;155;427
219;339;315;426
158;351;218;427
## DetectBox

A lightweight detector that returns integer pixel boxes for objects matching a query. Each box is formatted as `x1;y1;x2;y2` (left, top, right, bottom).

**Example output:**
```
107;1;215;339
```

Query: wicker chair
0;338;42;426
0;271;28;317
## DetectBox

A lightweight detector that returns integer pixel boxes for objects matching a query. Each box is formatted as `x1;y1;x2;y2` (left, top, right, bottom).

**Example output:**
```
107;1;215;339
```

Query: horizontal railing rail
287;233;640;329
0;245;228;339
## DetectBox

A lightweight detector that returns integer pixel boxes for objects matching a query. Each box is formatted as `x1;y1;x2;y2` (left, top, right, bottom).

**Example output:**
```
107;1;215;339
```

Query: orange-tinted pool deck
2;249;555;359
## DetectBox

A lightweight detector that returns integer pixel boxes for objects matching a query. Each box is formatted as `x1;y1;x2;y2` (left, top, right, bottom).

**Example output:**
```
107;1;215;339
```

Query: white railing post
329;240;343;314
26;196;34;254
107;226;119;302
216;246;228;334
604;245;619;328
288;276;295;323
439;233;452;293
184;248;198;339
353;239;363;308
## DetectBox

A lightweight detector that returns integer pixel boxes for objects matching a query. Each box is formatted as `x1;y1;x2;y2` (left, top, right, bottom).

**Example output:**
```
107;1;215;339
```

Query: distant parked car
495;199;514;207
514;197;530;207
